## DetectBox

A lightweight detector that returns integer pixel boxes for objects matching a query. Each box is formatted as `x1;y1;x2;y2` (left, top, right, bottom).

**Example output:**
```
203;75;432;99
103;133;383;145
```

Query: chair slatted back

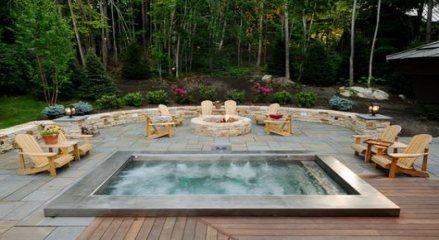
398;134;432;169
201;100;213;116
15;134;47;168
267;103;280;115
224;100;237;116
57;132;75;152
379;125;402;142
58;131;68;142
158;104;170;116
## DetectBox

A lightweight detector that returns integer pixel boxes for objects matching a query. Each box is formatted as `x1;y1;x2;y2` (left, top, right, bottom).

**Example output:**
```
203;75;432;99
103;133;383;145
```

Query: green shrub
227;66;253;77
329;96;353;111
123;92;144;107
302;42;336;86
272;91;293;105
226;89;246;103
41;104;65;119
416;103;439;120
97;95;123;109
145;90;168;104
121;42;150;80
295;91;318;108
79;52;118;100
198;85;217;101
72;101;93;115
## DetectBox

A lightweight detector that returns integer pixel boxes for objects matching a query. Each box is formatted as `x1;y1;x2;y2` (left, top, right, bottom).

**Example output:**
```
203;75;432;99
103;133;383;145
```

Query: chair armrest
19;152;58;157
388;153;428;158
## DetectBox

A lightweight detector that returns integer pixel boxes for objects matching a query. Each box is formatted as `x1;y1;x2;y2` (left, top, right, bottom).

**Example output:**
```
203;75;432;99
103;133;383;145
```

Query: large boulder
261;75;272;83
338;86;389;100
372;89;389;100
272;77;295;88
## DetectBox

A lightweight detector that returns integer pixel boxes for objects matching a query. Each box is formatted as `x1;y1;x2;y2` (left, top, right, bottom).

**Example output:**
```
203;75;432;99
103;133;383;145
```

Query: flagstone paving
0;120;438;239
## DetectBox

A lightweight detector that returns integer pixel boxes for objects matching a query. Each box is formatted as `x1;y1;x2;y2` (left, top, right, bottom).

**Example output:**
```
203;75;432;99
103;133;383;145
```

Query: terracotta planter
42;135;59;145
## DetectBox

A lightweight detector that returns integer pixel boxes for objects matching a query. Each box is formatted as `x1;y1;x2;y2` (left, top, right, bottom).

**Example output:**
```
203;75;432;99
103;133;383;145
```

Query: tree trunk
426;0;434;42
284;0;290;80
368;0;381;88
110;1;118;65
99;0;107;67
349;0;357;86
141;0;146;49
175;34;180;79
67;0;85;66
248;43;252;64
416;1;425;41
218;19;227;51
237;15;242;65
256;0;264;67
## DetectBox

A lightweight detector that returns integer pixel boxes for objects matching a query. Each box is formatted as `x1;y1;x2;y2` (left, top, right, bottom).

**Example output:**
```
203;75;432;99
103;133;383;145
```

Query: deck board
77;178;439;239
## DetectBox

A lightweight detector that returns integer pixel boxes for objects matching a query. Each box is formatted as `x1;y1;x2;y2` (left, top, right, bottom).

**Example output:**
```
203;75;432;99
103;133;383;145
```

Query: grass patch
0;96;47;129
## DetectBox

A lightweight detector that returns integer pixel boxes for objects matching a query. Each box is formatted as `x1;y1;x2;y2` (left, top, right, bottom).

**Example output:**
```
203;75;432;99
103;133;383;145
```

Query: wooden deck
77;178;439;239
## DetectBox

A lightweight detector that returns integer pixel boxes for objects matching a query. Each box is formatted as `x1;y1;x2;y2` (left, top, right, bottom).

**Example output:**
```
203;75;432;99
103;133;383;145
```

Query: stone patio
0;120;438;239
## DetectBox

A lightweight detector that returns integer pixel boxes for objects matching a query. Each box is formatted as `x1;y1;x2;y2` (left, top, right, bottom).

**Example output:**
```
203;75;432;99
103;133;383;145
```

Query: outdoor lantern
65;107;76;118
368;103;380;116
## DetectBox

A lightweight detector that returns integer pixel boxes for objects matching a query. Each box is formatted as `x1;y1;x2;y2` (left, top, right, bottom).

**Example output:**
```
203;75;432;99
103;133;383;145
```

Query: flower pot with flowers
40;125;63;145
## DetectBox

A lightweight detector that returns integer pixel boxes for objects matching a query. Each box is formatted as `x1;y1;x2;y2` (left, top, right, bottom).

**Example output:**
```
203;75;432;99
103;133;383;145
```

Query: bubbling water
101;160;342;196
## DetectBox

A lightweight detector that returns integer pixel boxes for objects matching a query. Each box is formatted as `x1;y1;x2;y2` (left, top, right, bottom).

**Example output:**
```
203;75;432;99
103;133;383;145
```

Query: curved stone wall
0;106;390;153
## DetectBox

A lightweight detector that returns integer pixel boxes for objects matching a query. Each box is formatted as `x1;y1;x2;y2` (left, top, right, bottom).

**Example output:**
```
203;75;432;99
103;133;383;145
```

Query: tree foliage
1;0;437;99
13;0;73;105
79;51;118;100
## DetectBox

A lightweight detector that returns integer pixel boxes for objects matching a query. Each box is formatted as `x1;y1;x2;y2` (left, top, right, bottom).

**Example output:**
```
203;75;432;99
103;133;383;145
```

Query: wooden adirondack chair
224;100;237;116
201;100;213;116
264;115;293;136
145;115;176;140
158;104;184;125
58;131;93;156
254;103;280;124
14;134;74;176
371;134;432;178
351;125;402;156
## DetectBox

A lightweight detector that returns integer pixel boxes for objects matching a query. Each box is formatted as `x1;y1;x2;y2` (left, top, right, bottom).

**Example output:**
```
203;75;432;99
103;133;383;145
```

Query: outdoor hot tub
190;115;251;137
44;151;400;217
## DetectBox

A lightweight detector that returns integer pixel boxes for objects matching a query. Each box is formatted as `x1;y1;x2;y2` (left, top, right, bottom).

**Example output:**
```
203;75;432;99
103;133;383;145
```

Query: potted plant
40;125;63;144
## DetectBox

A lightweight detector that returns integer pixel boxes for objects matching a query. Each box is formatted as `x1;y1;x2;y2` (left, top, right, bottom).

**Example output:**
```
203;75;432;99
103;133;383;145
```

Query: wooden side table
363;139;392;162
363;139;408;163
40;140;80;161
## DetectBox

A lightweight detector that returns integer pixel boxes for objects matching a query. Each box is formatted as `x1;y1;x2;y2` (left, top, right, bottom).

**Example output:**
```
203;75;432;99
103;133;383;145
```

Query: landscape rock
272;77;295;88
372;89;389;100
338;86;389;100
261;75;272;83
339;87;353;97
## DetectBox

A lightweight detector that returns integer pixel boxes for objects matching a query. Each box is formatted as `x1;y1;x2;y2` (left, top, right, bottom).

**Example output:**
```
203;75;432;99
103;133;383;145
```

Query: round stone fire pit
190;115;251;137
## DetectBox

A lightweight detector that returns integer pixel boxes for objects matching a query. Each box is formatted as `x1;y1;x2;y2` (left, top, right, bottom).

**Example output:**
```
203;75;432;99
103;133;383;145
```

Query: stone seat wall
0;106;390;153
